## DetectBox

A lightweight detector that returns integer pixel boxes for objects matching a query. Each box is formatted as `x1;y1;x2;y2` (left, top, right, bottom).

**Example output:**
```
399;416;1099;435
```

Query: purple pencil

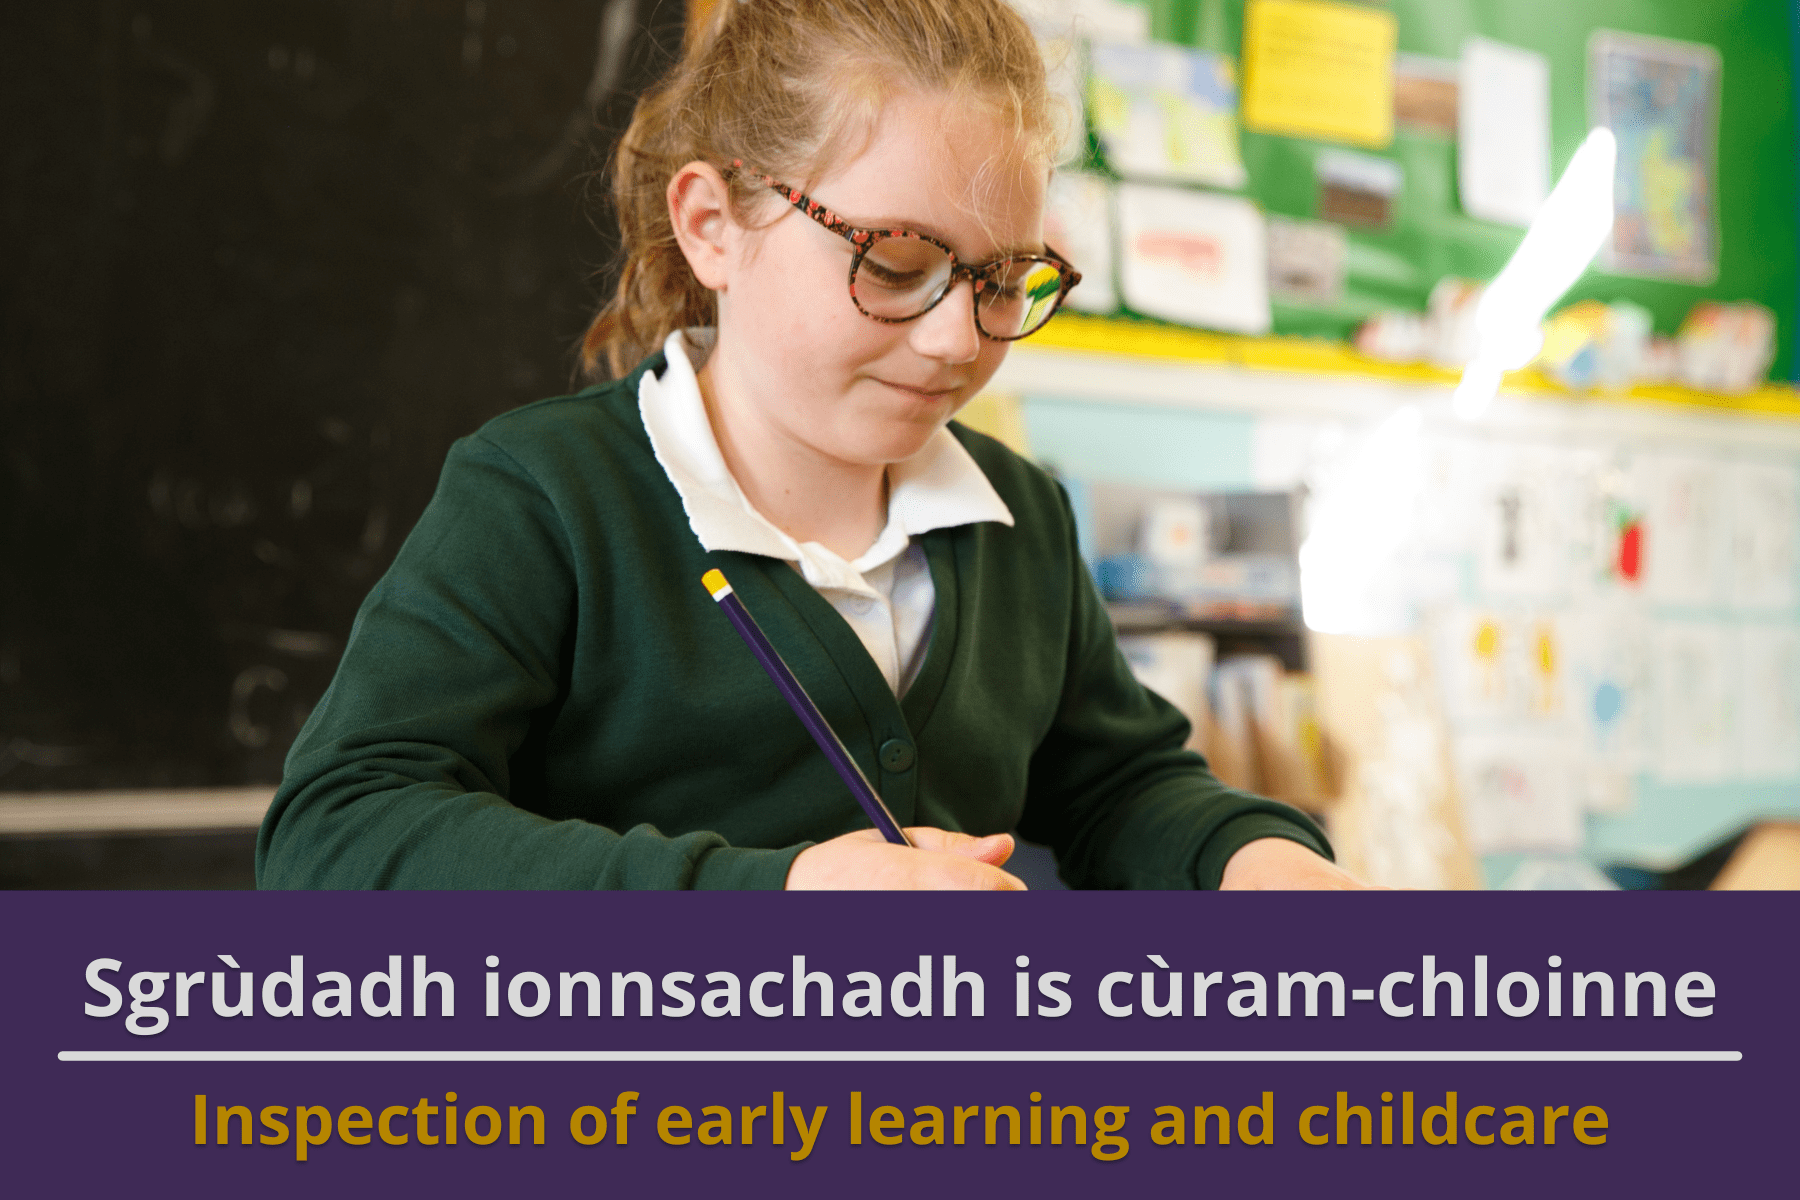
702;568;913;847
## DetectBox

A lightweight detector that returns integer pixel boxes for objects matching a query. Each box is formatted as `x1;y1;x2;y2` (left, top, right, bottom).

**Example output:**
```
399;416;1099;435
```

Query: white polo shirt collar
638;329;1014;590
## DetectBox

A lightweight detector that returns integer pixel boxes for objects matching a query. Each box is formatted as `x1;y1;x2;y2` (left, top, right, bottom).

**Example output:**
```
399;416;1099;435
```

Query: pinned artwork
1589;30;1721;282
1024;14;1091;167
1116;184;1271;334
1603;494;1647;588
1241;0;1396;149
1315;149;1403;230
1473;446;1581;602
1436;608;1571;726
1737;624;1800;779
1087;41;1247;188
1043;172;1118;314
1451;733;1585;854
1652;621;1734;784
1266;215;1347;307
1562;602;1652;776
1392;53;1458;136
1457;37;1551;227
1726;462;1799;612
1640;455;1726;609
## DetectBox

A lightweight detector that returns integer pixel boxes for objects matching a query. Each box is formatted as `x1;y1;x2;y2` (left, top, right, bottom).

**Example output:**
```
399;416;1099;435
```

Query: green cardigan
256;352;1330;889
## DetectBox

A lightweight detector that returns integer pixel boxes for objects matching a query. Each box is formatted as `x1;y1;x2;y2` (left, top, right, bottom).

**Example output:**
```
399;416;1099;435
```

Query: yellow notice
1242;0;1396;148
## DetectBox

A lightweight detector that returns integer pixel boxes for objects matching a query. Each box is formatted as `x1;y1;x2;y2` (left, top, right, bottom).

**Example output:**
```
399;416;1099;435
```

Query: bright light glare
1299;404;1424;635
1453;127;1617;418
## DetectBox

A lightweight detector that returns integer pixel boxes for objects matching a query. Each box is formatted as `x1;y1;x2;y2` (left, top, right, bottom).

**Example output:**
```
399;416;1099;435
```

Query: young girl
257;0;1367;891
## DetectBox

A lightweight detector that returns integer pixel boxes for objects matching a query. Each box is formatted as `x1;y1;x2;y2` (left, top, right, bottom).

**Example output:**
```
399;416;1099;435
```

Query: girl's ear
668;162;735;292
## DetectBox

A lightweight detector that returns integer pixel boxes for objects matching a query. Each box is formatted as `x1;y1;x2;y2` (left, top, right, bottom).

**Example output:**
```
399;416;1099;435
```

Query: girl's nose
907;278;983;365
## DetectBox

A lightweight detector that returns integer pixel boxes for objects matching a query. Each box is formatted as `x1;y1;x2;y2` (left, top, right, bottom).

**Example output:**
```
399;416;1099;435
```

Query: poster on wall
1638;454;1727;609
1726;461;1800;612
1652;620;1735;784
1087;40;1247;188
1457;37;1551;228
1116;183;1271;334
1044;171;1119;314
1588;30;1721;283
1737;623;1800;779
1241;0;1396;148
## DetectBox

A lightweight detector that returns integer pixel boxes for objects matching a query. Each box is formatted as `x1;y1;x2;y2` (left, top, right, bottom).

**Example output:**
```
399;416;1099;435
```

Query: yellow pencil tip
702;569;729;597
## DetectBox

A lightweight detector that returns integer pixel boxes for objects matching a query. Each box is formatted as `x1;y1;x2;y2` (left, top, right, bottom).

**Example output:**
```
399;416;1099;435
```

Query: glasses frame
727;160;1082;341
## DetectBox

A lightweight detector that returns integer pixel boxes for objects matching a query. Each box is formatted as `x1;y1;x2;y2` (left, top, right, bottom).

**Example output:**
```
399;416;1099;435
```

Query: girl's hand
1218;836;1385;890
786;827;1027;890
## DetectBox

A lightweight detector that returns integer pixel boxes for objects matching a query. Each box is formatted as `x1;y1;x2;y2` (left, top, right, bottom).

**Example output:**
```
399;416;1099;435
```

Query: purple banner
4;892;1790;1197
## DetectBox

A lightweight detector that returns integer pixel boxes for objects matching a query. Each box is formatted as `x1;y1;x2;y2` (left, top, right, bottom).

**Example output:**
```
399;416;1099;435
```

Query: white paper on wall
1727;461;1800;612
1562;601;1652;774
1436;607;1573;727
1451;732;1585;854
1737;623;1800;779
1472;445;1579;601
1044;171;1118;313
1088;40;1247;188
1640;455;1727;609
1457;37;1551;227
1116;183;1271;334
1582;456;1651;595
1652;620;1735;783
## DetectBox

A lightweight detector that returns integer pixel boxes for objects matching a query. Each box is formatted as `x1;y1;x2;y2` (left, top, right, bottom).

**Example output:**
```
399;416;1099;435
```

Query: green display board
1093;0;1798;377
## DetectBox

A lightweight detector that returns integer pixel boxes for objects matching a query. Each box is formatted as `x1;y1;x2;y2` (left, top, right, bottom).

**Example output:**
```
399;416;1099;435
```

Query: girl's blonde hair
581;0;1060;379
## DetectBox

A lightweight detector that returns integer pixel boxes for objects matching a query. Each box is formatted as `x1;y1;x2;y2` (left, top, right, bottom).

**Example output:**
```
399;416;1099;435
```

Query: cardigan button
878;739;916;774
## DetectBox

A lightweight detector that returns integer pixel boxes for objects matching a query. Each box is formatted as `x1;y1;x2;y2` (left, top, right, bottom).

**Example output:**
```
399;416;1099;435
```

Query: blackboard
1;0;686;790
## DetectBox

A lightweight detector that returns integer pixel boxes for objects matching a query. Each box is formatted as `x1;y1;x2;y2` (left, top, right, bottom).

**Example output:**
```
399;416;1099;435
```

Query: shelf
1028;314;1800;422
1106;601;1302;637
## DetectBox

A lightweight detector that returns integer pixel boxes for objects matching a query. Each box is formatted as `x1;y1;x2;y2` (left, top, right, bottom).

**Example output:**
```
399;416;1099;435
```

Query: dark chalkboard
1;0;686;790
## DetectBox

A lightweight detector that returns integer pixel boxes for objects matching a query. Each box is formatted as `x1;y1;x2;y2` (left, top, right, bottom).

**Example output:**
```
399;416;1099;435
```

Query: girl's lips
875;379;958;398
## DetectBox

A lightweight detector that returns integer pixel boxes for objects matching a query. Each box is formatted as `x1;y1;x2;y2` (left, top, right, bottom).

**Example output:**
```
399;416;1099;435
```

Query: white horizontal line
57;1049;1743;1064
0;788;274;835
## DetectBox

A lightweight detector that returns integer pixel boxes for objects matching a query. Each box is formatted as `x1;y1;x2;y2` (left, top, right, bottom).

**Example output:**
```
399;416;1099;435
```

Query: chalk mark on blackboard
264;630;339;659
229;667;289;749
360;506;389;555
130;20;216;167
0;738;90;781
501;0;639;195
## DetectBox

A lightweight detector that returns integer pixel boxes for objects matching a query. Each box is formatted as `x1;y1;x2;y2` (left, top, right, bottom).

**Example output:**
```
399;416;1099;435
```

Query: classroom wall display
1087;39;1247;187
1403;426;1796;851
1588;30;1721;283
1392;53;1458;136
1314;148;1403;230
1240;0;1396;148
1116;183;1272;333
1265;214;1347;306
1044;172;1121;314
1457;36;1551;228
1052;0;1796;377
0;1;687;790
1017;3;1092;166
1066;346;1800;868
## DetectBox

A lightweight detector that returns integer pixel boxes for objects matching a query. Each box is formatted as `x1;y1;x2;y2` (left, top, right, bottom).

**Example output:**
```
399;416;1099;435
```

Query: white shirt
638;330;1014;694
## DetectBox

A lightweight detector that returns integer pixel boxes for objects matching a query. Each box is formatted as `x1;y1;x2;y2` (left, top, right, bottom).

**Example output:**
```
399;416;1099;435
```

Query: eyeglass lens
854;238;1064;338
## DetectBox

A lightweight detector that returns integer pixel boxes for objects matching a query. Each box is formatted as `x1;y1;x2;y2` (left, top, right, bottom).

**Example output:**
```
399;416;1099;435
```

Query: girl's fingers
904;827;1016;866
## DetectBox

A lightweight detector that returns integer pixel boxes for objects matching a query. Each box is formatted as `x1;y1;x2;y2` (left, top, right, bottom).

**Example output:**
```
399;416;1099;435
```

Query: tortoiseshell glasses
729;161;1082;341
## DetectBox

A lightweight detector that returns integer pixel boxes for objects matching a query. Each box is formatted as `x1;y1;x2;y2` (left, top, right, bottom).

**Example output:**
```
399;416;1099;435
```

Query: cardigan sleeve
256;433;807;890
1014;487;1332;890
